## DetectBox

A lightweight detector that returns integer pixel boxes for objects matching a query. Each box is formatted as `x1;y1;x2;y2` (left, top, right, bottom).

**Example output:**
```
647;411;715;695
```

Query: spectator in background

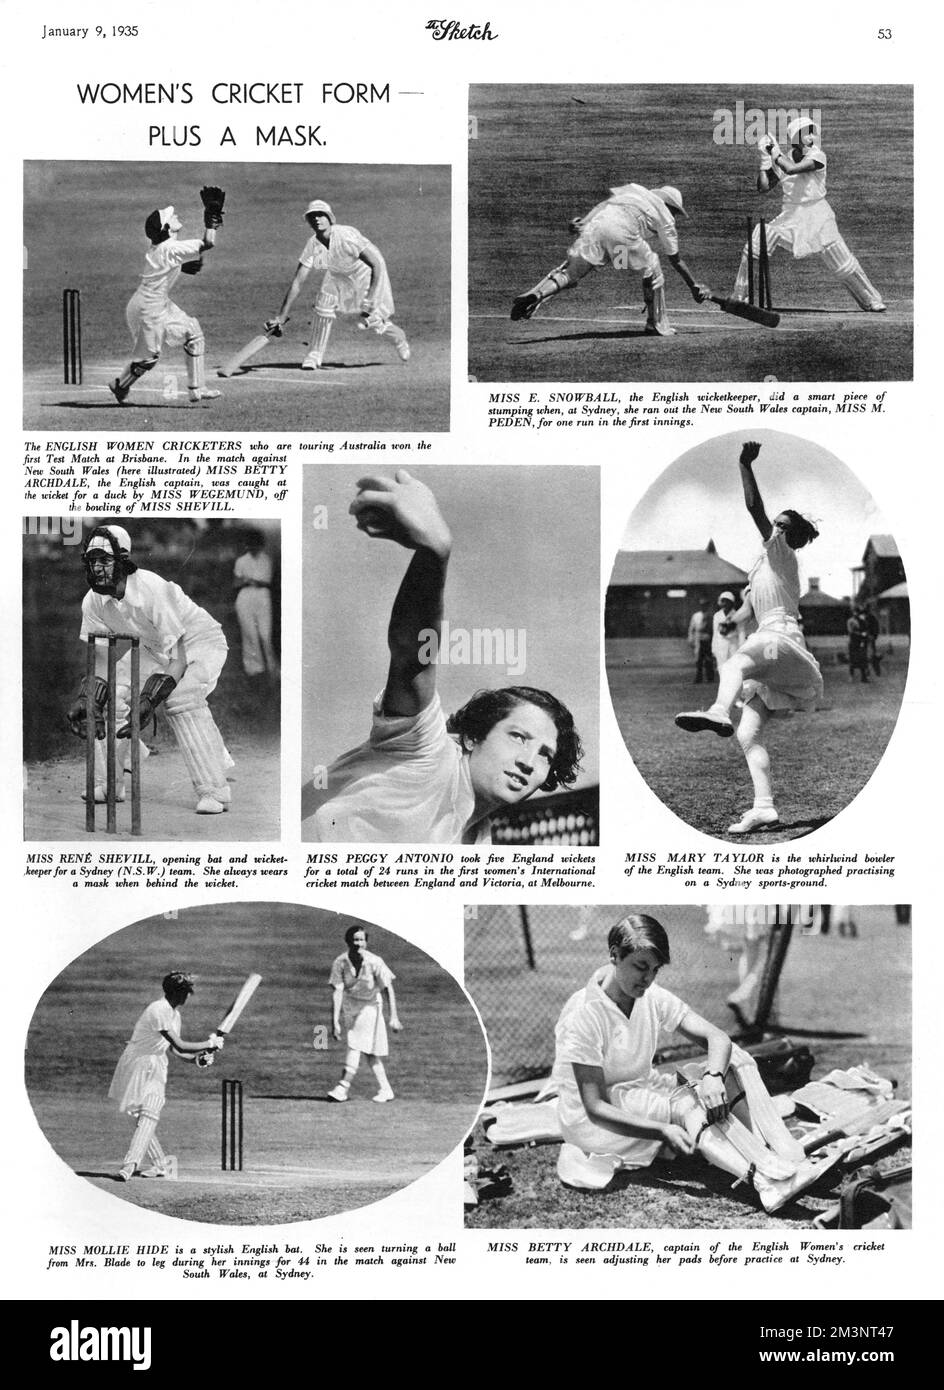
711;591;740;671
234;530;280;684
864;602;882;677
847;605;870;683
688;597;715;685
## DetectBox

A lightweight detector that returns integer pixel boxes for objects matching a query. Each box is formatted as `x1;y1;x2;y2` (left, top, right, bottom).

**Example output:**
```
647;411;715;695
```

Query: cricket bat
218;320;286;377
710;295;780;329
216;973;262;1035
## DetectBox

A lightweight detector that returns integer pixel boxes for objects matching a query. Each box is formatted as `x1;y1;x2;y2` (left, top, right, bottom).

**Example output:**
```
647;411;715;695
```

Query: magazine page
4;0;936;1358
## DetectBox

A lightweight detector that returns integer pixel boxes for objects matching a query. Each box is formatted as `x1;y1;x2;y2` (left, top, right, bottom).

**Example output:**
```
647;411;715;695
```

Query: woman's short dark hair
607;914;671;966
781;510;819;547
344;924;368;948
446;686;583;792
162;970;195;999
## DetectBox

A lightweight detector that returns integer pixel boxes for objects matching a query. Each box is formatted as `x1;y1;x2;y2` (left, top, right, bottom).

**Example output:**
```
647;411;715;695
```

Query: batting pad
731;1049;806;1162
167;707;228;797
183;332;207;389
711;1111;797;1179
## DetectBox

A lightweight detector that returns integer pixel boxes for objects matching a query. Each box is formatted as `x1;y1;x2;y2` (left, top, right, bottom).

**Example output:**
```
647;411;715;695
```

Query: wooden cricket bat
216;973;262;1035
710;295;780;329
218;320;287;377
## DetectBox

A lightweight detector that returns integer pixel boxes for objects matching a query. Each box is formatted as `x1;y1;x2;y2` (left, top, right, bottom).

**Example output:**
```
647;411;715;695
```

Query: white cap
160;206;182;232
787;117;819;141
86;525;132;556
651;185;686;217
718;591;735;604
305;199;335;223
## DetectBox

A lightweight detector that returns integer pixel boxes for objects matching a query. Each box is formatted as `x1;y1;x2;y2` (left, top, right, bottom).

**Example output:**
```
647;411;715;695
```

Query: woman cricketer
675;441;823;835
732;117;885;311
552;914;835;1212
109;971;223;1182
327;926;402;1103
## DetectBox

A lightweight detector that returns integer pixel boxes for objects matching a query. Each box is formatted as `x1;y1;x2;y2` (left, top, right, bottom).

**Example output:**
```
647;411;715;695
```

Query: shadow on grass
256;1093;342;1103
242;361;387;373
512;327;653;345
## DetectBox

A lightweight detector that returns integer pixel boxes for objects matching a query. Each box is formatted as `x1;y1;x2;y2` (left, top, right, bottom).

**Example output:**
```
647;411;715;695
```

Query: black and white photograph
26;902;487;1224
469;84;912;383
24;160;450;431
606;431;908;842
465;904;911;1230
301;464;600;844
23;516;281;840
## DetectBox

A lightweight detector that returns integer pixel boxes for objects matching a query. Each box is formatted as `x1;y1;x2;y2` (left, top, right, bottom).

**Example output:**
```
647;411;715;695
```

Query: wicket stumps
747;218;773;311
221;1079;244;1171
62;288;82;385
85;634;141;836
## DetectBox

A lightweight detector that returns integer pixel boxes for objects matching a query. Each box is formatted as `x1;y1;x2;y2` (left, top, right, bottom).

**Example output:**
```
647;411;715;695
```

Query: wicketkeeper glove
200;185;226;229
180;258;204;275
66;676;109;740
116;673;177;738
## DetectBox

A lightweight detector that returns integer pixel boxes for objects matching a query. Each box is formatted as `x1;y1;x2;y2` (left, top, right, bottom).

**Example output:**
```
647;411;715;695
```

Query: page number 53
877;27;893;38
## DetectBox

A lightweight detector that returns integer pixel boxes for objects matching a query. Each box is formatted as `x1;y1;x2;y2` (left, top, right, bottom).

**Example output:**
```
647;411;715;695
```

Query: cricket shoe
109;378;131;404
674;709;734;736
372;1086;396;1104
195;794;228;814
510;293;540;321
301;353;322;370
396;340;411;362
327;1084;350;1102
188;388;221;403
116;1164;136;1183
644;322;677;337
140;1156;178;1179
727;807;780;834
82;784;126;804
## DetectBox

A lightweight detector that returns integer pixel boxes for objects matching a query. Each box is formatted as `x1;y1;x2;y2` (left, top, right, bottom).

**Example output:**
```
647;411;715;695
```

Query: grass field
465;903;911;1229
24;162;450;431
469;85;912;382
606;638;907;842
26;904;486;1223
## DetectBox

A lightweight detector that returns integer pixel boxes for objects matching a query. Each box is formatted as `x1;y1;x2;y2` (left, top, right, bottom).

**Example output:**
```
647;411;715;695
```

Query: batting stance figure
267;199;411;369
732;117;885;311
510;184;710;335
109;971;224;1182
69;525;234;815
110;186;226;405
